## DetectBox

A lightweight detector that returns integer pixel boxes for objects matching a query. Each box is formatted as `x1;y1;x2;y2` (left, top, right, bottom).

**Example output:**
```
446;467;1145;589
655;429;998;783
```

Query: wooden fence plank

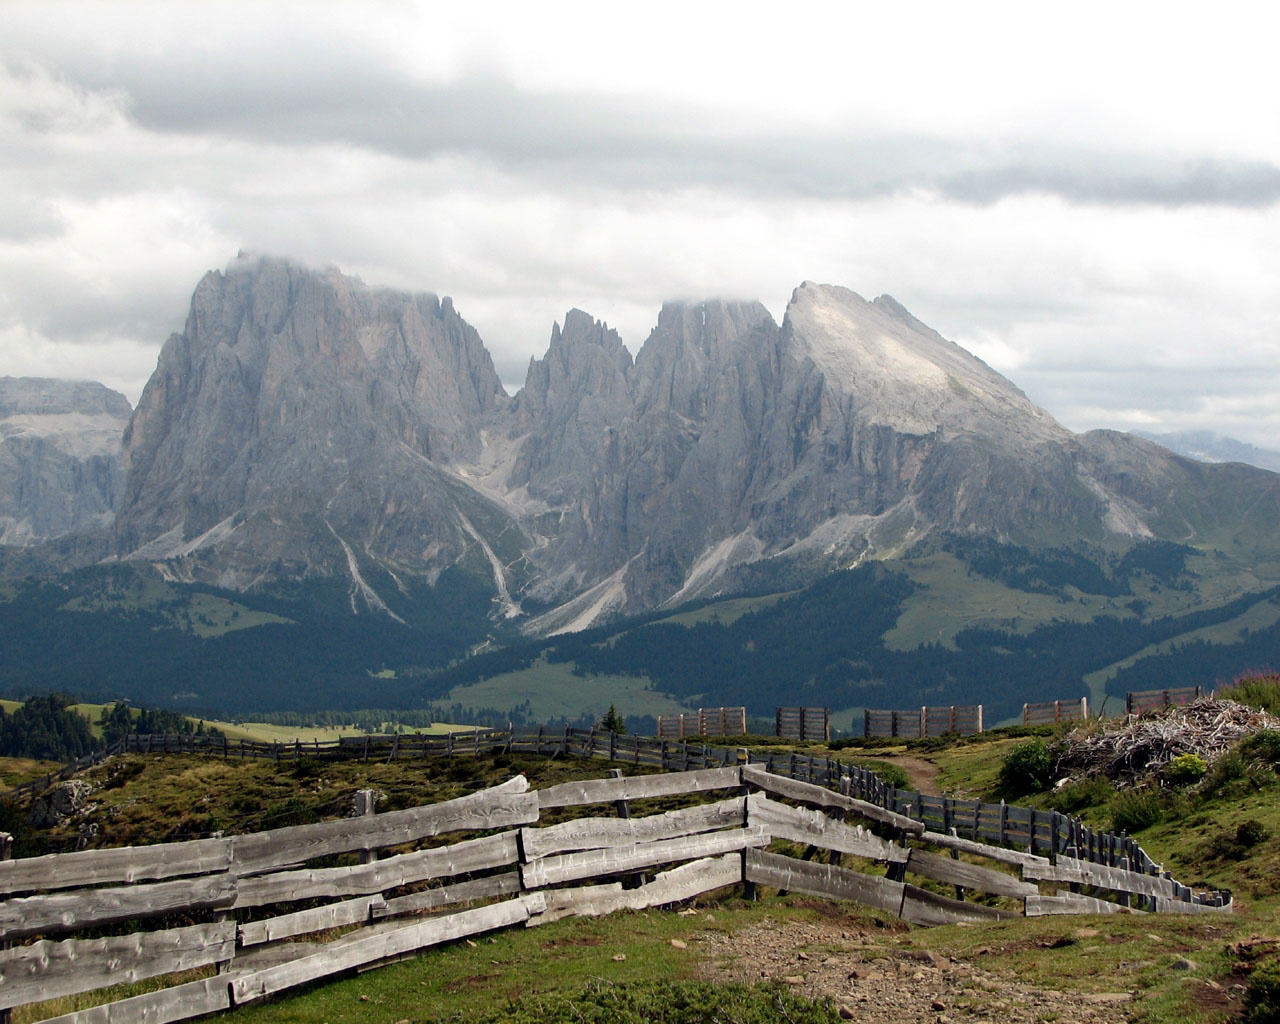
530;853;744;925
899;883;1016;925
744;848;904;915
903;848;1039;900
0;873;235;940
230;896;541;1004
535;766;743;809
745;794;907;863
521;798;746;859
231;777;535;874
1026;893;1133;916
30;974;232;1024
1022;856;1176;901
239;896;378;947
916;830;1051;870
522;827;768;889
741;765;923;834
1151;895;1230;914
0;838;232;895
234;831;520;908
0;922;235;1011
372;872;522;920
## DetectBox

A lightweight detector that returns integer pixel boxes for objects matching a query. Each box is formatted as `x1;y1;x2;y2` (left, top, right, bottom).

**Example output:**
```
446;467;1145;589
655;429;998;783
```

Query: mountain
1135;429;1280;474
24;257;1280;627
112;256;524;609
3;255;1280;715
0;378;131;546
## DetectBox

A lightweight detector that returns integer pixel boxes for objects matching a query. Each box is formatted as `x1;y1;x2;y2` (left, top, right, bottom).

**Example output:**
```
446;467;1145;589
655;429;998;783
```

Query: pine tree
598;704;626;734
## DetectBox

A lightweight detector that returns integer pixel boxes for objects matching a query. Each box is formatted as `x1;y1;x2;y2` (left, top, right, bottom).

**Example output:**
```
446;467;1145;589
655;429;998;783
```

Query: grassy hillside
7;723;1279;1024
3;535;1279;725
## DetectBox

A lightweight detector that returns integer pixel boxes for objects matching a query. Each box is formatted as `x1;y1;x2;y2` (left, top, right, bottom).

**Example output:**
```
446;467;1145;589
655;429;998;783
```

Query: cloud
0;3;1277;452
19;52;1279;211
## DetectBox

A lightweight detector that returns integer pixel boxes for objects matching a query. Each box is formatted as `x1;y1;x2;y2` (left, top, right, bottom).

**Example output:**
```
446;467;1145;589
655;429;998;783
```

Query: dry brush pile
1053;698;1280;787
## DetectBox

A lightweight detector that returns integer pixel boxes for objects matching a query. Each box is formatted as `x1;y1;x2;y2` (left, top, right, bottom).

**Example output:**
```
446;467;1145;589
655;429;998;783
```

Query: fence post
600;767;628;820
355;789;378;866
0;833;11;1020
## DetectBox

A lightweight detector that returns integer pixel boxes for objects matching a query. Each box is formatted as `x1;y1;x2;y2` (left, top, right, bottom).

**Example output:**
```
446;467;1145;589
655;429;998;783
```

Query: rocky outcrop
33;253;1273;632
111;255;523;604
0;378;131;545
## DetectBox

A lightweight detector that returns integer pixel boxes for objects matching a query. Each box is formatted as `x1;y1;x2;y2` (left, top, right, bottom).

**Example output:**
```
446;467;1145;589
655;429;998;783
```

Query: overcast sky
2;1;1278;448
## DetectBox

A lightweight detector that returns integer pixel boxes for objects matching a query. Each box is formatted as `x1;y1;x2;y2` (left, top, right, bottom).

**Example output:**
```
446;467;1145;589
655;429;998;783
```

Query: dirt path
880;755;942;796
695;917;1136;1023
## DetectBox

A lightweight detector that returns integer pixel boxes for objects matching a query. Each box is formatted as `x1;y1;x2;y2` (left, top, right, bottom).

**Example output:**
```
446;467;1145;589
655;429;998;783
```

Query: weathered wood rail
3;725;1227;899
0;762;1230;1024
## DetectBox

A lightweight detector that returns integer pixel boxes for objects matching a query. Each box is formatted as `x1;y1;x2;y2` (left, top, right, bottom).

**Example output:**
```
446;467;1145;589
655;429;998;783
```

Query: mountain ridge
6;255;1280;642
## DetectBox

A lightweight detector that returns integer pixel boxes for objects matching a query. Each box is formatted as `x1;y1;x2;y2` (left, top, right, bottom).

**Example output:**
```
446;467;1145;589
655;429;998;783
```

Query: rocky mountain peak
112;255;520;595
0;378;132;421
782;282;1065;445
17;257;1274;638
0;378;131;546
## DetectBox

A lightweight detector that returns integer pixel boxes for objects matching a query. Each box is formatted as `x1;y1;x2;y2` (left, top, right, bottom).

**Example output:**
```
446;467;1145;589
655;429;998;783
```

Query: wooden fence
865;705;983;738
0;759;1230;1024
3;742;123;803
1023;698;1089;727
656;707;747;739
2;724;1236;890
775;707;829;741
1127;687;1206;715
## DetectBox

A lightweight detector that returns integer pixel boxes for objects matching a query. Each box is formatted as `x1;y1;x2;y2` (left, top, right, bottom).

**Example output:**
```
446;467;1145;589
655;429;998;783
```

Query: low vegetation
9;683;1280;1023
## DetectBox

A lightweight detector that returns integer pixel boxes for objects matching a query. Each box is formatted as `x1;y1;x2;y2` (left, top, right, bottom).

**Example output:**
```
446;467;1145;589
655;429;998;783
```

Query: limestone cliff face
0;378;130;545
77;255;1279;629
112;256;520;600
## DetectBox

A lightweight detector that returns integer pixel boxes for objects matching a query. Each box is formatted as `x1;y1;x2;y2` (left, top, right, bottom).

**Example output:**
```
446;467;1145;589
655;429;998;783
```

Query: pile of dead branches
1054;697;1280;786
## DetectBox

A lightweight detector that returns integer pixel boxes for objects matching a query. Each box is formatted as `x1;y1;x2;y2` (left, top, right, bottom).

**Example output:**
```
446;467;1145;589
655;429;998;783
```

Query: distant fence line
1022;698;1090;727
1126;686;1207;715
4;726;1230;905
0;755;1232;1024
864;705;983;739
656;707;747;739
775;706;829;742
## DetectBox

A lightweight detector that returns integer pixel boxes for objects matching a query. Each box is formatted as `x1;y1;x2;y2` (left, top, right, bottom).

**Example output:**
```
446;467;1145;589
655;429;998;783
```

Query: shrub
1245;958;1280;1024
1201;750;1248;797
1222;672;1280;715
1110;789;1164;834
1238;819;1270;848
1165;752;1208;786
851;758;910;789
999;738;1053;796
1242;730;1280;767
1046;776;1114;814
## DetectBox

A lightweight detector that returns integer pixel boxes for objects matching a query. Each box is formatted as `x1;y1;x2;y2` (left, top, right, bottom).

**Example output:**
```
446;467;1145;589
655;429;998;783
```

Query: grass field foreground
4;723;1280;1023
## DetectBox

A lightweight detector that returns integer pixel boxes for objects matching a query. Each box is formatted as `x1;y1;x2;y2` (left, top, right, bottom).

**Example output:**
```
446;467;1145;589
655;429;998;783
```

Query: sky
1;1;1278;448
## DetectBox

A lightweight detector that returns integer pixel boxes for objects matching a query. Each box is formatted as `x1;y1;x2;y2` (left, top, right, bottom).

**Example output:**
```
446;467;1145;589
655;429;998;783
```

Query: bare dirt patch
696;917;1136;1023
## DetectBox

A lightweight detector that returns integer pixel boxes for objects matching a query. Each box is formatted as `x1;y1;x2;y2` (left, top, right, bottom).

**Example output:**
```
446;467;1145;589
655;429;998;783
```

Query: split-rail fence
0;737;1231;1024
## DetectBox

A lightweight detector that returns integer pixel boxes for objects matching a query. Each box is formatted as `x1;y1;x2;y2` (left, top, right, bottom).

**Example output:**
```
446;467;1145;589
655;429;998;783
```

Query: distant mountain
0;378;130;546
1135;429;1280;474
113;256;521;607
85;258;1280;632
3;255;1280;715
